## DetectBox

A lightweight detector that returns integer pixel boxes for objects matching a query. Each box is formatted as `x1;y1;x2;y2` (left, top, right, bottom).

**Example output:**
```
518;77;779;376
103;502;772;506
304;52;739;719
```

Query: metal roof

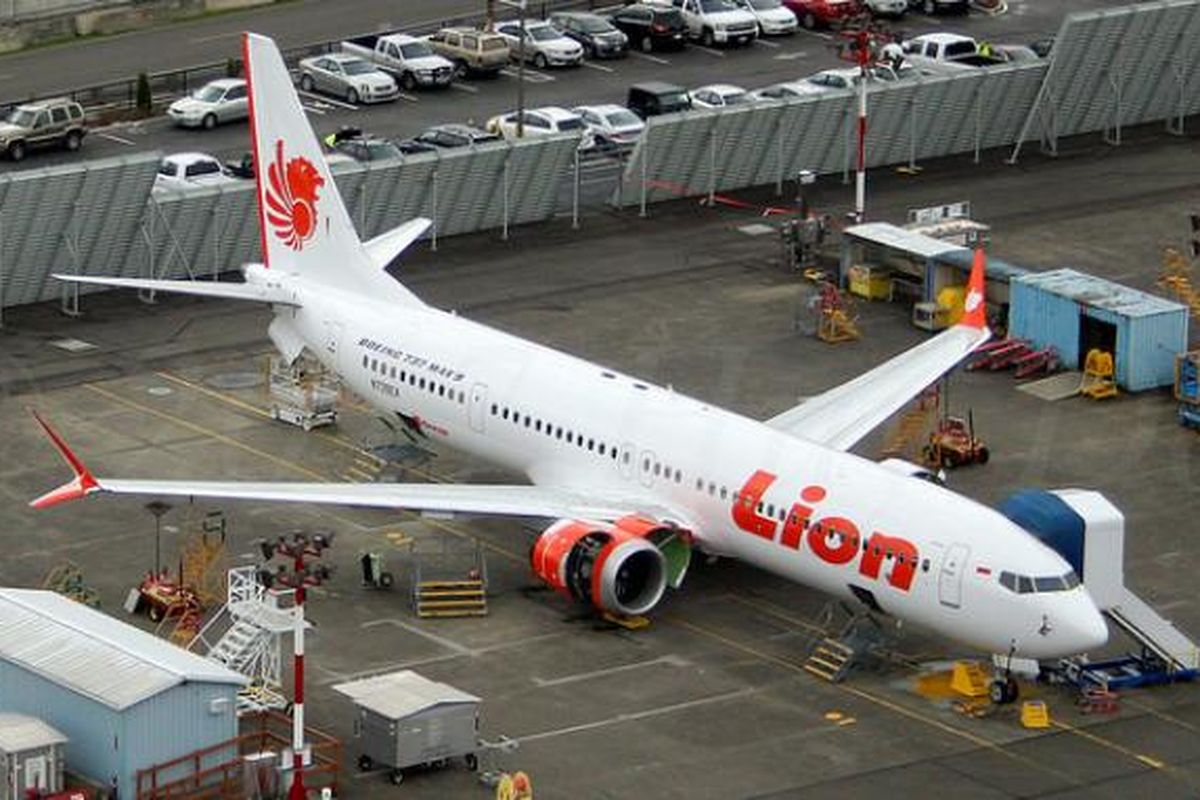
844;222;967;260
333;671;480;720
1014;268;1187;318
934;248;1032;283
0;713;67;752
0;589;245;712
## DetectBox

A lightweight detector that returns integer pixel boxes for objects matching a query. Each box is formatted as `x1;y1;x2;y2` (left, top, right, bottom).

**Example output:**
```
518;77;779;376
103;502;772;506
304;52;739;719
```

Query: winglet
29;410;101;509
961;247;987;330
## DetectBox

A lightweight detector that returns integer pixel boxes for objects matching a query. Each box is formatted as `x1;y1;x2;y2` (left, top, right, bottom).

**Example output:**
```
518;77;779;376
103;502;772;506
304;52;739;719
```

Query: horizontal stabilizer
364;218;432;271
53;275;298;306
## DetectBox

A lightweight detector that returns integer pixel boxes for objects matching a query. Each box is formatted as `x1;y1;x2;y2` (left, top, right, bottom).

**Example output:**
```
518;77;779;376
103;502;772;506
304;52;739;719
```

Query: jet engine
531;517;692;617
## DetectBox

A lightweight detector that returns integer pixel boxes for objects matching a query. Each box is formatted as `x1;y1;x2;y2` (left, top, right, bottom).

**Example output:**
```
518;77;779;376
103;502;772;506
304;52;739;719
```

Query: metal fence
0;0;119;21
0;136;581;317
1012;0;1200;160
614;63;1047;212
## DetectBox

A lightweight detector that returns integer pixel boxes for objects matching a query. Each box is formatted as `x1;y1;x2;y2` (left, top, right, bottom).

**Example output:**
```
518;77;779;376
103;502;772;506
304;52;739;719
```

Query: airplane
31;32;1107;703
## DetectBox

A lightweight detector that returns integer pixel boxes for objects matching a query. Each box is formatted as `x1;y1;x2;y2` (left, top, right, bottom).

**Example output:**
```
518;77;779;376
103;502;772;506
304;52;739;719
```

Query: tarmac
1;124;1200;798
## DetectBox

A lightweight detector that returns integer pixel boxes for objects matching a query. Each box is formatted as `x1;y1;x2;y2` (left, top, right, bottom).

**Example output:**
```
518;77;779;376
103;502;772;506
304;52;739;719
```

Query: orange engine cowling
531;517;675;616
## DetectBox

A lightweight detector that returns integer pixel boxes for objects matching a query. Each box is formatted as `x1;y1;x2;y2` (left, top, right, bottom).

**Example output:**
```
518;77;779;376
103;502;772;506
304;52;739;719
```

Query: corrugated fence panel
506;136;577;226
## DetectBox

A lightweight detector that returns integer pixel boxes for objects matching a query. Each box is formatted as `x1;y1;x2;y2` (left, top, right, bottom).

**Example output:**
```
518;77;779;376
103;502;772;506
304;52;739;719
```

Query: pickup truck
900;33;1006;73
648;0;758;47
341;32;455;90
428;27;510;78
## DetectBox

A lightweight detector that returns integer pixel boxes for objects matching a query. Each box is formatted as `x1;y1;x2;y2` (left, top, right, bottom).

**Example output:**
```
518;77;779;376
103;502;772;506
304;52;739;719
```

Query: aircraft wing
53;275;298;306
29;412;690;527
765;249;991;451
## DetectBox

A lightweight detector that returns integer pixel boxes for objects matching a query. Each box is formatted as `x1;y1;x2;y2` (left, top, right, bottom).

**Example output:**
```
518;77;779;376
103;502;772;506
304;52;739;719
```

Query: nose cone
1033;593;1109;659
1064;600;1110;655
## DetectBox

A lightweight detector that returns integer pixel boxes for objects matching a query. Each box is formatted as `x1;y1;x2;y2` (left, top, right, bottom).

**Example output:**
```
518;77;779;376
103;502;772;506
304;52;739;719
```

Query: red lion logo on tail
264;139;324;251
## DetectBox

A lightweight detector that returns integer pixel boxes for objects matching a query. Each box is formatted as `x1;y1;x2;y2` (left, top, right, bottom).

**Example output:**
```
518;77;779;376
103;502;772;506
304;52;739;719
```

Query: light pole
500;0;527;138
259;530;334;800
145;500;172;576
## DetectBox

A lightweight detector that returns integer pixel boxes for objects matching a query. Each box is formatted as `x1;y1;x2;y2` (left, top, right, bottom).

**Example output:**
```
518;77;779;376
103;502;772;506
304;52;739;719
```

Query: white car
573;104;645;151
297;53;399;104
748;80;826;101
864;0;907;16
154;153;237;191
690;83;751;109
166;79;248;130
495;21;584;68
650;0;759;46
731;0;799;34
486;106;590;148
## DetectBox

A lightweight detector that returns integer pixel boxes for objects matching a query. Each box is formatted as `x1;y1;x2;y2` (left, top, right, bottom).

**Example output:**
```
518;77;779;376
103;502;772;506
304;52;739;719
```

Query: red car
783;0;862;28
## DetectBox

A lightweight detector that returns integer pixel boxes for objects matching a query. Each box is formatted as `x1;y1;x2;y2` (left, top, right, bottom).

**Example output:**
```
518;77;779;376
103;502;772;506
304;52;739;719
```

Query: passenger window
362;355;368;367
921;559;930;572
370;359;378;372
490;403;498;415
719;487;727;500
51;108;68;124
653;463;661;476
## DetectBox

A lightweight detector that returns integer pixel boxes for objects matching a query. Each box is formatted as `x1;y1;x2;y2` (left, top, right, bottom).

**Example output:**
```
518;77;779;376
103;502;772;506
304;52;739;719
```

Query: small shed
333;671;480;781
0;589;245;798
0;713;67;800
840;222;967;303
1009;269;1189;391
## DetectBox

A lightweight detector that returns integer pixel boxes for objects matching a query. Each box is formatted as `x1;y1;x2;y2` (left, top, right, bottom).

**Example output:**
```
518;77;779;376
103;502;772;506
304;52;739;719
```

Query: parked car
864;0;907;15
730;0;799;35
495;20;584;68
486;106;589;150
908;0;969;14
224;151;255;179
341;33;455;90
573;104;646;152
690;83;751;109
901;33;1005;73
648;0;758;47
607;4;688;52
549;11;630;59
155;152;236;191
297;53;398;104
782;0;861;29
410;124;502;150
332;135;406;162
428;27;511;77
1029;35;1055;58
0;97;87;162
167;78;248;130
749;80;826;100
627;80;693;118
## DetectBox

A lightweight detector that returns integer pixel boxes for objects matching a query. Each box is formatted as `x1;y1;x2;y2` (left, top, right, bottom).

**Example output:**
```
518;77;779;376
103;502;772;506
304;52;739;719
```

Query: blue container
1009;269;1189;391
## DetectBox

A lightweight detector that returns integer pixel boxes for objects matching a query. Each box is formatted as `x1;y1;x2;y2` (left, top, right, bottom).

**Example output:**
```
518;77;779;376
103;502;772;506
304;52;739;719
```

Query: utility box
333;671;480;785
0;713;67;800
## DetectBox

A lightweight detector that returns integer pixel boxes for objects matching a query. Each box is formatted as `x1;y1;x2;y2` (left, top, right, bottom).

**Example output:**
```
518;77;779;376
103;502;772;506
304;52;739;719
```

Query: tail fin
243;33;423;304
961;247;987;330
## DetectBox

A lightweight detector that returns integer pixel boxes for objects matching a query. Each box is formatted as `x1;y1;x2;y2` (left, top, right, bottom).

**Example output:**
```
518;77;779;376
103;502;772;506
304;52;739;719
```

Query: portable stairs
814;282;859;344
1079;349;1118;400
879;387;940;460
411;536;489;619
187;566;298;714
801;604;893;683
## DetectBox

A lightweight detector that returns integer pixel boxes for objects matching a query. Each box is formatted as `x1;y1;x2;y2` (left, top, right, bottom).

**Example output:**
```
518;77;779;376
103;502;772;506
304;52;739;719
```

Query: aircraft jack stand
602;612;651;631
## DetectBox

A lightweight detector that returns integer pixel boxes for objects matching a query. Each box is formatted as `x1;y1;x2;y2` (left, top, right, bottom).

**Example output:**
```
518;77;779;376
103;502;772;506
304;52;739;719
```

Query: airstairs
802;604;897;683
1002;490;1200;689
188;566;298;714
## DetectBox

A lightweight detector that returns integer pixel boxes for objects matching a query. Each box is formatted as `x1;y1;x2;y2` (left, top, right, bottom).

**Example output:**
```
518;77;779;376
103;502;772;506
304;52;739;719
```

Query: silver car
495;20;584;68
297;53;398;104
166;79;248;129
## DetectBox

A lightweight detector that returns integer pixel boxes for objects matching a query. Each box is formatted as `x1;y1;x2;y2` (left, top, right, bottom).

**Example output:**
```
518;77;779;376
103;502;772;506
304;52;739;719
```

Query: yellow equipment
42;562;100;607
496;771;533;800
1020;700;1051;729
1158;247;1200;319
949;661;990;699
814;282;860;344
1080;349;1119;400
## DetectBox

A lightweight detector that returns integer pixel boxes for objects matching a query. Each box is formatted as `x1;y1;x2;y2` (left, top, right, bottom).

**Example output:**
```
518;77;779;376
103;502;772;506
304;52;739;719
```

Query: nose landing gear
989;674;1019;704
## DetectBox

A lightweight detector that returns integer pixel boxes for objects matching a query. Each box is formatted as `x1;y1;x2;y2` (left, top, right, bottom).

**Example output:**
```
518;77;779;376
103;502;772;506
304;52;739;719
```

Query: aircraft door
618;442;636;480
637;449;655;488
938;543;970;609
468;383;488;433
322;320;342;371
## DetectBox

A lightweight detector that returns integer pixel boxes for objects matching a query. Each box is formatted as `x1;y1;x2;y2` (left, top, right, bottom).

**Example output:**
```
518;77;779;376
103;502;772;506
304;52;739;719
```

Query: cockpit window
999;569;1079;594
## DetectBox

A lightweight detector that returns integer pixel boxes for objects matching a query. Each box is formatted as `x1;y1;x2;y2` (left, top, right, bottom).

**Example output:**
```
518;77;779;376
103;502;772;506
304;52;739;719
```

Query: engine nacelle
531;517;690;617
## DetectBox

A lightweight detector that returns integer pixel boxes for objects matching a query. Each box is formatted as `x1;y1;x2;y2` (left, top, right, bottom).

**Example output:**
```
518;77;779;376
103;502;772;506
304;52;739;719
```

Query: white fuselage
273;274;1106;659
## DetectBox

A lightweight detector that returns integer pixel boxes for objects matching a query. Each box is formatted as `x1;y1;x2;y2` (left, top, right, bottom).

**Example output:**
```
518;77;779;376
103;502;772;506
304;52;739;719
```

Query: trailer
267;356;339;432
333;671;480;786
